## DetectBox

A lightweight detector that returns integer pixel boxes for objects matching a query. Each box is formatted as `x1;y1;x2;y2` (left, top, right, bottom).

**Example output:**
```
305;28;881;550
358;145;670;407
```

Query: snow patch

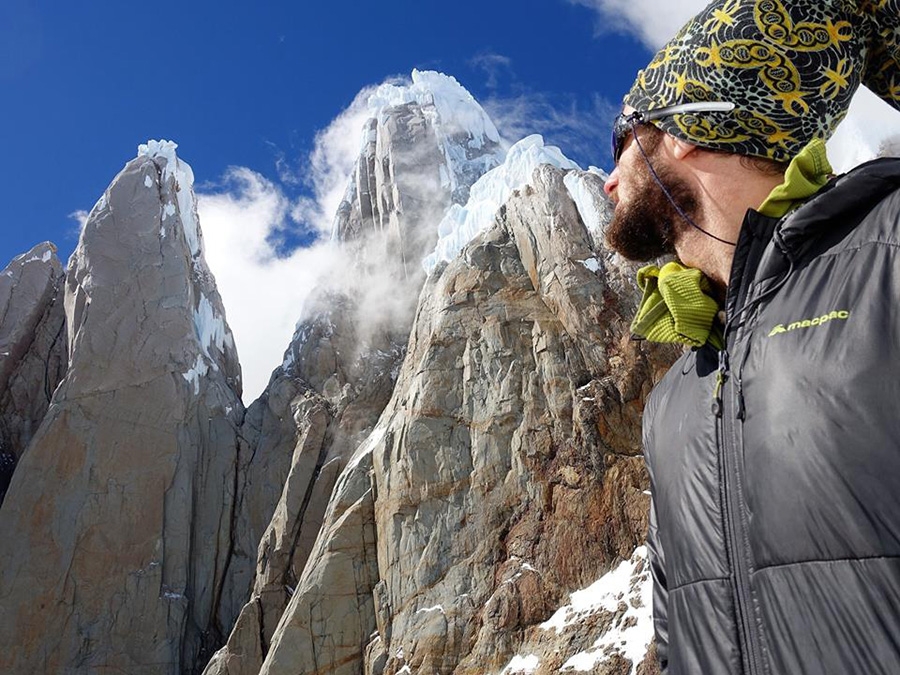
501;654;540;674
423;135;580;273
579;258;601;273
828;87;900;173
92;192;108;216
416;605;445;615
16;245;54;266
542;547;654;674
347;419;388;471
144;175;154;188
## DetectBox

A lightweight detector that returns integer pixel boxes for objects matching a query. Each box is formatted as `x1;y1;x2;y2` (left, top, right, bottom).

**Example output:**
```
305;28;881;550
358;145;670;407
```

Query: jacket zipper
714;346;763;674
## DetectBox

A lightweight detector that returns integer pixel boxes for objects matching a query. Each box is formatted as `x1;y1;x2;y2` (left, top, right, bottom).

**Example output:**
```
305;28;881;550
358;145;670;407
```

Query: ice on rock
182;354;209;396
368;69;500;147
423;135;580;273
580;258;602;273
194;294;228;363
137;140;203;257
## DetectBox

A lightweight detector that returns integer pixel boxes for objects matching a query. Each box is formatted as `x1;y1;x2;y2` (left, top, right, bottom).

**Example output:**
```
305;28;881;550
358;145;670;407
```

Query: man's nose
603;167;619;197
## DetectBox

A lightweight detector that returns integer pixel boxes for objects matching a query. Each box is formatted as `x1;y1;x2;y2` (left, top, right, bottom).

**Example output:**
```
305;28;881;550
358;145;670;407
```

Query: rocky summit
0;71;677;674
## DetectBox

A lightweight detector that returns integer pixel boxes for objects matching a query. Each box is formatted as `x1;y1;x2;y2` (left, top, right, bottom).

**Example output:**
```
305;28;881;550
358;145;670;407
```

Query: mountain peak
365;70;504;205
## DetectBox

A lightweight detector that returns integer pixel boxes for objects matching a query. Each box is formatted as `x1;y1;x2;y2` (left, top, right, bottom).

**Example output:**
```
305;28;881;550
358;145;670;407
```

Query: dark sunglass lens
611;115;629;163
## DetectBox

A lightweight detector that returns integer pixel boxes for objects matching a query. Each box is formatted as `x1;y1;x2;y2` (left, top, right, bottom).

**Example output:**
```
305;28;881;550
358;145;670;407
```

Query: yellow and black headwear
625;0;900;162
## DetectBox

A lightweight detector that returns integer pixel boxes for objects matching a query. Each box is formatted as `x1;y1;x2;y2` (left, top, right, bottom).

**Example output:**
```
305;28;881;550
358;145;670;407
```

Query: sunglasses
611;101;736;164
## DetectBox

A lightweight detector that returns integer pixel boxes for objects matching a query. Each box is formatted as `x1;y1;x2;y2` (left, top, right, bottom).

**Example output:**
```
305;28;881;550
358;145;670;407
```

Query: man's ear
669;136;699;161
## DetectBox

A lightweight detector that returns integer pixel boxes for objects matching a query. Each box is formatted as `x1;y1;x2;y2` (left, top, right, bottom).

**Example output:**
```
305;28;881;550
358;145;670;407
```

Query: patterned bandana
625;0;900;162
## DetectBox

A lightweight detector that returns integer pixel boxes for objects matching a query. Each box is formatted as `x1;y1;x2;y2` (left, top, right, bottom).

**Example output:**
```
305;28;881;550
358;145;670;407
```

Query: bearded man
603;1;900;673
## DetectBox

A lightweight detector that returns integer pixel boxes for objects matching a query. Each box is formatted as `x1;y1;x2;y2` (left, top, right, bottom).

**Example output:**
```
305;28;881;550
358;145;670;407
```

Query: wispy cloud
484;89;618;168
68;209;90;232
198;73;438;403
469;52;513;90
567;0;702;49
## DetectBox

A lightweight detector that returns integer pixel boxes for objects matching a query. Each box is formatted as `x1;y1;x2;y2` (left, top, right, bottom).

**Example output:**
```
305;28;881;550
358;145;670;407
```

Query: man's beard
605;154;701;262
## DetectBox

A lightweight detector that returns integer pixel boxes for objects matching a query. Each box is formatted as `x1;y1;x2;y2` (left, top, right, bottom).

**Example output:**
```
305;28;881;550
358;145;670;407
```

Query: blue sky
2;0;653;268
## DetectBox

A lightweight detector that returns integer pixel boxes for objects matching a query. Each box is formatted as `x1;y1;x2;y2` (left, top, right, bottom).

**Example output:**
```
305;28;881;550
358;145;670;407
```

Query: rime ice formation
423;134;580;273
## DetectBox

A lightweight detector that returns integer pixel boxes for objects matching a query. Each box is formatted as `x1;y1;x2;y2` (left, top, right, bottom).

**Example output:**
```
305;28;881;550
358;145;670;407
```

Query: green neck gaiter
631;262;725;350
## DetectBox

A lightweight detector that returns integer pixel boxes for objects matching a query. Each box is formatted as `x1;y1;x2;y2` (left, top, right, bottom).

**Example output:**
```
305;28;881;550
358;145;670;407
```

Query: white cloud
197;170;345;403
469;52;513;90
68;209;90;232
827;87;900;173
568;0;702;50
197;76;431;405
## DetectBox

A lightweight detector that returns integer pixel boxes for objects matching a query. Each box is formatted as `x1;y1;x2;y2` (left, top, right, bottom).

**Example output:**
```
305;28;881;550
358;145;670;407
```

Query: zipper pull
712;349;730;418
736;377;746;421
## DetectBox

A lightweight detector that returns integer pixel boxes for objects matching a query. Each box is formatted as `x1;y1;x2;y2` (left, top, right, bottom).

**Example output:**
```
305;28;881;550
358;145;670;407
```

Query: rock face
206;73;504;675
0;144;245;673
255;166;677;674
0;241;67;503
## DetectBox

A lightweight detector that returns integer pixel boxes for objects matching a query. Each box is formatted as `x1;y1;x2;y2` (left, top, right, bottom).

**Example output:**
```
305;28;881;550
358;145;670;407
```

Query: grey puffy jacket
643;158;900;674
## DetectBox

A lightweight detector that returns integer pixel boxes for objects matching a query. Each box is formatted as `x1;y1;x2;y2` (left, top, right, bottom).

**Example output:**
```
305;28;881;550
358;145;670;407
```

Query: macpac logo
768;310;851;337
